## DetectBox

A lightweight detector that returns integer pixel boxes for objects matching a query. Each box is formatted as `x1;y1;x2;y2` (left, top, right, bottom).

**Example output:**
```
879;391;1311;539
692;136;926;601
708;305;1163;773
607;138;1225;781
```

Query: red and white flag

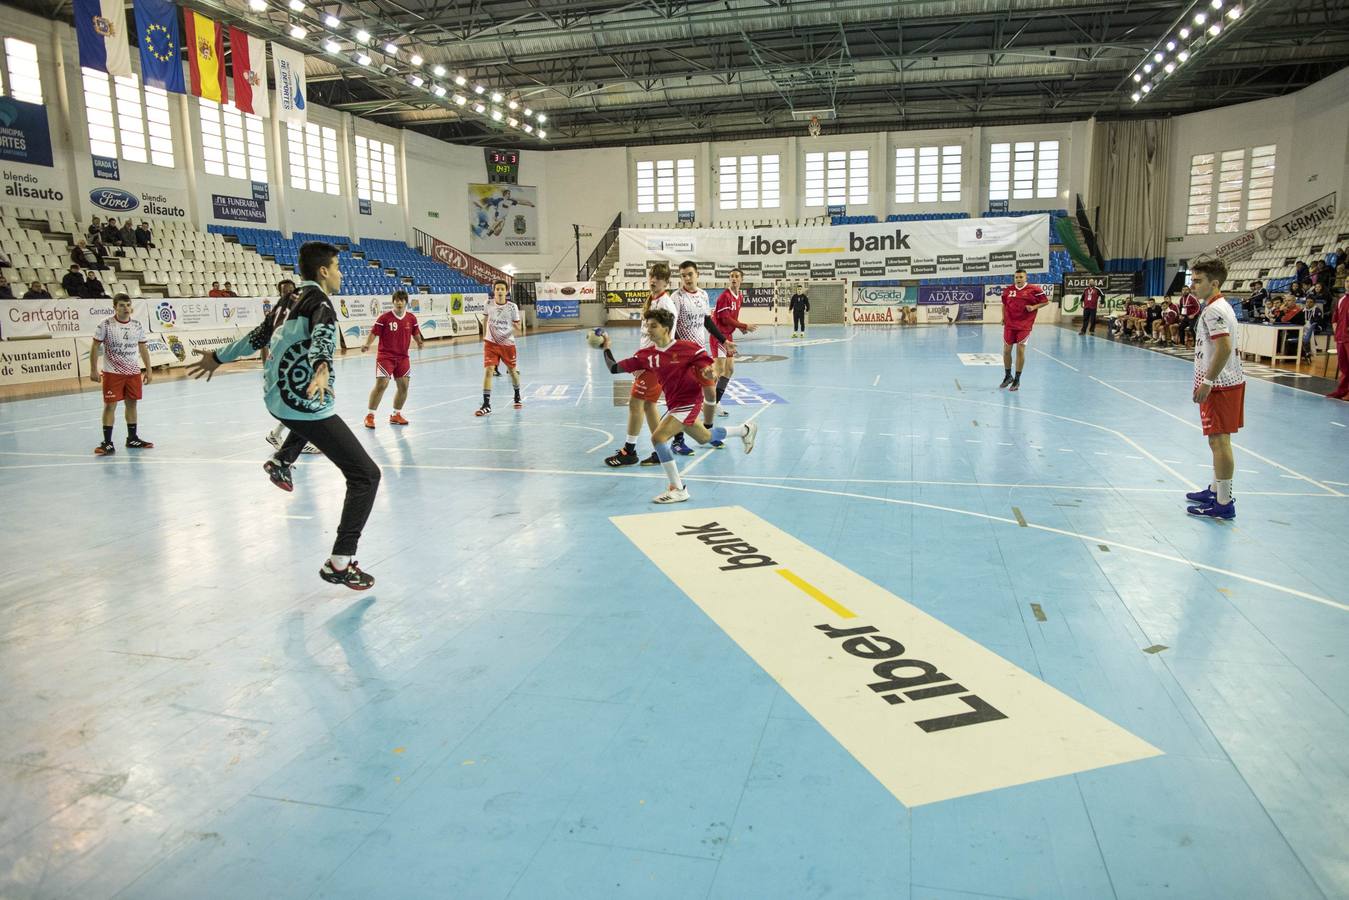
229;27;269;117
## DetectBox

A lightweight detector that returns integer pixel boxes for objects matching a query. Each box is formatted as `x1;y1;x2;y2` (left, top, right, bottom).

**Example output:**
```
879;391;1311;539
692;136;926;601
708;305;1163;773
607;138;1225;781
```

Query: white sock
661;459;684;491
625;433;639;445
1216;479;1233;504
728;424;748;438
393;409;401;415
368;409;376;415
329;554;351;571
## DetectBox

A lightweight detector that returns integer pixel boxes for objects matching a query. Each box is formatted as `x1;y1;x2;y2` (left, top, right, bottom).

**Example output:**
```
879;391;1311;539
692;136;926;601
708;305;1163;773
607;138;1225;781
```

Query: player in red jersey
600;307;759;503
604;262;680;467
706;267;758;432
1176;286;1202;347
361;290;424;428
999;269;1050;391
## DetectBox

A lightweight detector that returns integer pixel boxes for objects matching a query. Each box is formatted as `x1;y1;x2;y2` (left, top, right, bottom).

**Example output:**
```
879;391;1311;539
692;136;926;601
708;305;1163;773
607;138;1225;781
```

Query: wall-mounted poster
468;183;538;253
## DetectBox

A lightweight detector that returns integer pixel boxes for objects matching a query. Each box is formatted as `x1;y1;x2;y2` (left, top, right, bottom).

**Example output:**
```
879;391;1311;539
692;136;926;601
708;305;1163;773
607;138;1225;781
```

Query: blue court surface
2;323;1347;900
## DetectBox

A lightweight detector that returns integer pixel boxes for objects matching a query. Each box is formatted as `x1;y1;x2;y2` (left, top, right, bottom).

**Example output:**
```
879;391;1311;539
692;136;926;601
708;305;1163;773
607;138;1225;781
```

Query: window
198;98;267;181
81;68;175;167
355;135;399;206
988;140;1058;201
287;122;340;195
1245;145;1275;230
1187;153;1214;234
635;158;695;213
804;149;868;207
718;154;780;210
895;145;961;204
1;37;43;104
1215;148;1245;233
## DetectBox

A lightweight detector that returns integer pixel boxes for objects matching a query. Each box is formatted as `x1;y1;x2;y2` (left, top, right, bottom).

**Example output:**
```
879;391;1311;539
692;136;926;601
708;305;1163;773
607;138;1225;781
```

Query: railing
578;213;622;282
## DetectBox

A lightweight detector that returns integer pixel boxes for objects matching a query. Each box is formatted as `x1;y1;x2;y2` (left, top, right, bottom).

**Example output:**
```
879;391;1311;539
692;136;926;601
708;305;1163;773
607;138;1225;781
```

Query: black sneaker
605;447;639;467
639;452;660;466
999;374;1013;389
263;459;294;492
320;560;375;590
474;404;492;417
94;440;115;456
125;437;154;449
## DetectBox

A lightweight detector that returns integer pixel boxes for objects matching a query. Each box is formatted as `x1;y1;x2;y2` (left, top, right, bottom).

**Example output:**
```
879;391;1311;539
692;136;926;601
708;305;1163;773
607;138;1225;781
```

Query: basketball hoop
808;115;821;138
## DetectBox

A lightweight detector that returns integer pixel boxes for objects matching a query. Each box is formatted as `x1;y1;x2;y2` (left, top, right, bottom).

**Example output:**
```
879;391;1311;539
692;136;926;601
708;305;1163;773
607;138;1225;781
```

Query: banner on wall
536;300;579;320
426;236;513;286
854;284;911;306
0;338;83;385
709;286;774;308
620;216;1049;279
92;155;119;180
2;163;68;207
537;282;596;303
1061;273;1133;315
468;183;539;253
1198;192;1337;265
917;283;984;321
358;198;372;215
86;185;190;221
211;194;267;222
271;43;307;123
1;297;150;338
449;293;488;315
0;98;54;168
158;328;250;366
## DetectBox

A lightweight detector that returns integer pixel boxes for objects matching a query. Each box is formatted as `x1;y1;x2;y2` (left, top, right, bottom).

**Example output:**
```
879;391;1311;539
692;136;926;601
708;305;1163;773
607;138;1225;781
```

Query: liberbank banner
620;216;1048;280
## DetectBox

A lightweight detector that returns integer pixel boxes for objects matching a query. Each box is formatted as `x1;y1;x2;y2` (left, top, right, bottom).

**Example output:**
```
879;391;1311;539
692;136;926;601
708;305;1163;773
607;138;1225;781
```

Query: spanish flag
184;10;226;103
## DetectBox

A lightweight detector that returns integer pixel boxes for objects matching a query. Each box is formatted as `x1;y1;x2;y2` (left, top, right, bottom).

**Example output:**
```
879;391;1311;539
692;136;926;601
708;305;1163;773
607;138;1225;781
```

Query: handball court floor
1;324;1346;900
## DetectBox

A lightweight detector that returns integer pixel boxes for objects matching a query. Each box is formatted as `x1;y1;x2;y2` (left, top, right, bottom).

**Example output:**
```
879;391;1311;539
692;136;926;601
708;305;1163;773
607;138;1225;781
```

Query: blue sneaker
671;439;694;456
1185;486;1215;503
1187;499;1235;520
709;440;725;449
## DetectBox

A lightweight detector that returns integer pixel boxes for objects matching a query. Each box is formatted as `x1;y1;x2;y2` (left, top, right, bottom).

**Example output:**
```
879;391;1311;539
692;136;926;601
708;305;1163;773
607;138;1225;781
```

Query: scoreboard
485;149;519;184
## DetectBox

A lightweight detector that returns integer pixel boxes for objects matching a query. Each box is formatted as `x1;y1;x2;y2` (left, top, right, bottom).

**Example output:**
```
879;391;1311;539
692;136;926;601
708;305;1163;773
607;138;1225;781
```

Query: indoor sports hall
1;1;1348;898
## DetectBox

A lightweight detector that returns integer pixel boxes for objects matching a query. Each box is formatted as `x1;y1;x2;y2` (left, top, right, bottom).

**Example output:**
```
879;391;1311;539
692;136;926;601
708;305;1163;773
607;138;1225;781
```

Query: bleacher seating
208;226;490;294
1224;210;1349;292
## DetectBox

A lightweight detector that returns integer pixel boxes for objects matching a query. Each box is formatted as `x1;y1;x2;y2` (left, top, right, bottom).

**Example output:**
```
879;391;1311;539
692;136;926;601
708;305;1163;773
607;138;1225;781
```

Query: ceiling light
1142;83;1151;93
1227;6;1241;18
473;102;485;113
248;0;266;10
408;74;424;87
1178;50;1190;62
508;100;518;110
287;0;303;10
1154;51;1164;62
384;42;399;55
1131;92;1141;102
1208;22;1221;35
491;109;503;121
536;113;546;123
1164;62;1175;73
354;29;370;43
433;84;446;97
507;117;518;127
1210;0;1222;8
453;94;466;106
355;52;371;66
432;65;446;77
1132;73;1142;83
454;74;466;86
490;92;503;103
411;54;424;67
473;84;485;94
288;23;306;38
323;39;340;53
1143;63;1152;73
1179;26;1190;38
1166;40;1176;51
538;130;546;139
523;108;533;118
1194;12;1206;24
523;124;532;133
323;13;340;27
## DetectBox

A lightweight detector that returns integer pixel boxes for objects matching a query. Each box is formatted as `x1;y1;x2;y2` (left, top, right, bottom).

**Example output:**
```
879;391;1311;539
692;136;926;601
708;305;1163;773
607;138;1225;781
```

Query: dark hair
278;278;295;289
113;292;131;303
299;241;340;281
644;307;675;331
392;289;409;301
730;268;743;277
1014;268;1027;275
212;281;220;287
1252;279;1262;285
679;260;698;272
649;262;671;281
1190;258;1228;285
493;280;510;293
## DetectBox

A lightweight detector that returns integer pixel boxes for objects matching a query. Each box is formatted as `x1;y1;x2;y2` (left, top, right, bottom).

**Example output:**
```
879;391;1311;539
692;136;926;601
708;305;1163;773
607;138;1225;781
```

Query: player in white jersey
605;262;680;467
476;280;522;416
669;260;735;455
1183;258;1246;520
89;293;154;455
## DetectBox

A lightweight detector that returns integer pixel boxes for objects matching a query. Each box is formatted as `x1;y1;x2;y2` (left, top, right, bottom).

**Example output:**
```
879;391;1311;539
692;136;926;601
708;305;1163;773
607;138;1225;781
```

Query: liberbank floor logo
611;506;1161;806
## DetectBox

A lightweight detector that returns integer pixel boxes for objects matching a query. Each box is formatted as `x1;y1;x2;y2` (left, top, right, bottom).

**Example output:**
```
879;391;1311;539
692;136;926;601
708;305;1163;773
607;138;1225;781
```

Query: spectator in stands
62;264;85;297
1177;287;1201;347
80;272;109;299
1142;297;1163;343
72;239;104;270
1332;247;1345;270
1302;279;1331;361
1158;296;1180;345
1315;259;1336;300
101;217;122;246
1244;280;1269;319
87;217;103;240
135;221;154;248
208;281;226;297
118;219;136;247
1288;280;1307;300
1078;282;1101;334
221;281;238;297
0;274;13;300
23;281;52;300
1294;260;1311;287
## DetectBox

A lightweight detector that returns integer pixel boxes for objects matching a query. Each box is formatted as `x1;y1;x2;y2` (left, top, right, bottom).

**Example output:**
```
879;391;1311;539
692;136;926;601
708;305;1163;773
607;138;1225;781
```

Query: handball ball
586;328;607;348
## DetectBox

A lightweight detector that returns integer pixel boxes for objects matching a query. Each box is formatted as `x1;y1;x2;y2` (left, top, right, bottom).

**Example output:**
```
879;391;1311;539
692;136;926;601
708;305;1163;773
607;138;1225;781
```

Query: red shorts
101;372;142;402
710;338;731;359
666;400;702;426
484;340;517;369
1199;383;1245;435
376;355;410;379
630;369;662;402
1003;323;1033;345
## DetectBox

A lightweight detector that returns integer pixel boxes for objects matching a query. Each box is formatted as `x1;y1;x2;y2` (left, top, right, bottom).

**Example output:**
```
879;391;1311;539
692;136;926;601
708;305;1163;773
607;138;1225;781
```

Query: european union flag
133;0;185;93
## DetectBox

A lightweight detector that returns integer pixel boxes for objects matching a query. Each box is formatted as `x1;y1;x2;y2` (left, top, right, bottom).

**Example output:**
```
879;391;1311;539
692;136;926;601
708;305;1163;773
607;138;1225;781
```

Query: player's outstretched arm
185;348;222;381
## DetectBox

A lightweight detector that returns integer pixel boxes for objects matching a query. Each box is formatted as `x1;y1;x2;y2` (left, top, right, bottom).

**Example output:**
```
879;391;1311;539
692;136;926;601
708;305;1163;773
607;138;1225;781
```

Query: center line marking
777;568;857;619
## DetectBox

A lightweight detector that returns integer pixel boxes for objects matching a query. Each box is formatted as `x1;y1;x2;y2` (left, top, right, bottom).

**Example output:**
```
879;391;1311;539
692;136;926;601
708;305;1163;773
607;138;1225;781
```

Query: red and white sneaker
389;412;409;425
363;413;376;429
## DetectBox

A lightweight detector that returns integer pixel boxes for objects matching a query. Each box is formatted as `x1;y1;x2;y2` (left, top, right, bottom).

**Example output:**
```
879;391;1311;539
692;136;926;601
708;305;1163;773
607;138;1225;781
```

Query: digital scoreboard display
485;149;520;184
